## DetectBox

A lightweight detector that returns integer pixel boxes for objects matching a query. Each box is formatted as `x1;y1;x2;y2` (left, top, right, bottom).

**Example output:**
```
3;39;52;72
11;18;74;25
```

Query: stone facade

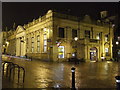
4;10;114;61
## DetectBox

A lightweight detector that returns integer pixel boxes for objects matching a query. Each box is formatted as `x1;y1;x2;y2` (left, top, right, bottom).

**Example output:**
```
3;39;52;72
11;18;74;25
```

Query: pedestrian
101;57;104;61
25;54;27;58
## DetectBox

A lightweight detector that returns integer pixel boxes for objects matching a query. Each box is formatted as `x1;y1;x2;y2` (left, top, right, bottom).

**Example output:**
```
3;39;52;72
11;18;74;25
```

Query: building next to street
3;10;114;62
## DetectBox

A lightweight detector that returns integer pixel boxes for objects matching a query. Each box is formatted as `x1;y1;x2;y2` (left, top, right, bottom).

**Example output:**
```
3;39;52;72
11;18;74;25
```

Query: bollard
115;76;120;90
71;67;76;90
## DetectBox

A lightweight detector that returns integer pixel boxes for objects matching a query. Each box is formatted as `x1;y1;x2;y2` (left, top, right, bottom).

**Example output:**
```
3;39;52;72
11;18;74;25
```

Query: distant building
3;10;114;61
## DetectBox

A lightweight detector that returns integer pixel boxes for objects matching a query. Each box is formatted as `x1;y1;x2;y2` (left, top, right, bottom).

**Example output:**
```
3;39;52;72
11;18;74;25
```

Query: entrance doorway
90;47;98;61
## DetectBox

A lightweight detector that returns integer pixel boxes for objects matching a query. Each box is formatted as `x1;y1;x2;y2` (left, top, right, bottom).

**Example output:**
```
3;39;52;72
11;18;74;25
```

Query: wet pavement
2;55;120;88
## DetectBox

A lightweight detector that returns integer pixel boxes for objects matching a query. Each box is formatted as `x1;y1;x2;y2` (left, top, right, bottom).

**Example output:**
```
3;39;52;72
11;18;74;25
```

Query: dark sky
2;2;119;31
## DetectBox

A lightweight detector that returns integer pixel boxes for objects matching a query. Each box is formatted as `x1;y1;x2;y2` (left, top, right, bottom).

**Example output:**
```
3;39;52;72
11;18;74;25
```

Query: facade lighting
112;24;115;28
6;41;9;45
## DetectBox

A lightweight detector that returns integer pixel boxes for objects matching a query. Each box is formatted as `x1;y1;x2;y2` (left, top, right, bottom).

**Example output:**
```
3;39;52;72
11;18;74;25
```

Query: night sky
2;2;119;31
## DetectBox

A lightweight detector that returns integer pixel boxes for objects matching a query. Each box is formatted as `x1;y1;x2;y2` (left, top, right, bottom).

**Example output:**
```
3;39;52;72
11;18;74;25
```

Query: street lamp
116;41;119;61
116;41;119;45
74;37;78;58
74;37;78;41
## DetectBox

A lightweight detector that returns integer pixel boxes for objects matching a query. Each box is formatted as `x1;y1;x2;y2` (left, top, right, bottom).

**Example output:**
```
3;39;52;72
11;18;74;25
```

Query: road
2;55;120;89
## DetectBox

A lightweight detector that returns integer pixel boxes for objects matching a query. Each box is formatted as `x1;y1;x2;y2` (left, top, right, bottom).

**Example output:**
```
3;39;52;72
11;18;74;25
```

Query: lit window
58;46;64;58
31;37;34;53
43;34;47;52
96;33;101;40
37;35;40;52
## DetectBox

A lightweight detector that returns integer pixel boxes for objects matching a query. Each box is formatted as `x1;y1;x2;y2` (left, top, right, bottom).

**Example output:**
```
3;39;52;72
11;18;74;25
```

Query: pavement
2;54;120;89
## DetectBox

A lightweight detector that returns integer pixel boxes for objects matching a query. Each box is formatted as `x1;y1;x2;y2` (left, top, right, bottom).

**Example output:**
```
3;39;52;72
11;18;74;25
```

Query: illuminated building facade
4;10;114;61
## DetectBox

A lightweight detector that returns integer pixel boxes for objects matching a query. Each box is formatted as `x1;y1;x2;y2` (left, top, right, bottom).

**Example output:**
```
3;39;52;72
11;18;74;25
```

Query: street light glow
74;37;78;41
116;41;119;45
3;45;5;47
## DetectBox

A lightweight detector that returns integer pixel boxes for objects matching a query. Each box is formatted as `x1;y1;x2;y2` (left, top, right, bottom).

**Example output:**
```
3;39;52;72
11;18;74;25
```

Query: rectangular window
31;37;34;53
96;33;101;40
43;34;47;52
85;30;90;38
58;27;64;38
72;29;77;39
58;46;64;58
37;35;40;52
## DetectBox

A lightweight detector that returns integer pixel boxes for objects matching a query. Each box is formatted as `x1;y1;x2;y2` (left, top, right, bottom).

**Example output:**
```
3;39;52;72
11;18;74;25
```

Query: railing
2;61;25;85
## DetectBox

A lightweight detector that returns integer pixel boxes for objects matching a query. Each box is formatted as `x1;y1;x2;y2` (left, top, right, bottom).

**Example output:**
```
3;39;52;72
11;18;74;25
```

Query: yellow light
96;36;100;40
44;28;49;34
44;28;47;32
6;41;9;45
90;61;96;62
107;61;112;63
3;45;5;47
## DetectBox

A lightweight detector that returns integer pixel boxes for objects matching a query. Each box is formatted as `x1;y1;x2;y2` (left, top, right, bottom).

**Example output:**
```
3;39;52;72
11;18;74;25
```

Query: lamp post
115;76;120;90
116;41;119;45
71;67;76;89
116;41;119;61
74;37;78;58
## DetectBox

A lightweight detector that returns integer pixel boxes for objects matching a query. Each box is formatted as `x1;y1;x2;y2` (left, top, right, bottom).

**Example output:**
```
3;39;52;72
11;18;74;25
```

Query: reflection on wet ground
2;55;120;88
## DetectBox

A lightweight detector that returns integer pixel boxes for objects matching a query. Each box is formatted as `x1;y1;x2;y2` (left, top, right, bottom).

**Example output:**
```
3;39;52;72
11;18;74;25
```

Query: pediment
16;25;25;34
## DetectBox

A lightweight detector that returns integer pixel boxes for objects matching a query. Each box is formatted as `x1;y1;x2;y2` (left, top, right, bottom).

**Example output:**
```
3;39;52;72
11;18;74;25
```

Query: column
23;36;26;56
109;27;113;58
16;38;18;56
48;26;53;60
18;37;21;56
34;32;37;53
102;33;105;57
52;25;58;61
66;26;72;58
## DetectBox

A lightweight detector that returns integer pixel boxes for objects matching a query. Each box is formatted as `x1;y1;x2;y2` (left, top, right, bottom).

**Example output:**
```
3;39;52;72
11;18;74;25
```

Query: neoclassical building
4;10;114;62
